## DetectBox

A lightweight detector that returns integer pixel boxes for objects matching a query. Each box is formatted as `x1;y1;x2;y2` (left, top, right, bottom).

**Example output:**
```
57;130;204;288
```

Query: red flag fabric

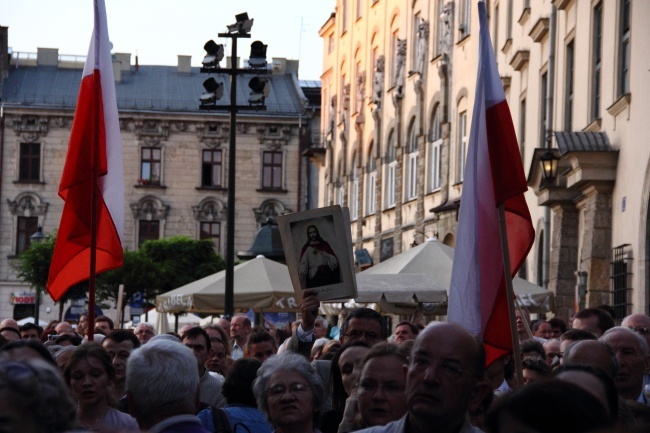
47;0;124;301
447;1;535;366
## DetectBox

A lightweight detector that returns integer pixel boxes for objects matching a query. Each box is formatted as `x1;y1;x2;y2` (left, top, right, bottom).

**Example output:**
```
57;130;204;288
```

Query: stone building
0;27;319;322
315;0;650;322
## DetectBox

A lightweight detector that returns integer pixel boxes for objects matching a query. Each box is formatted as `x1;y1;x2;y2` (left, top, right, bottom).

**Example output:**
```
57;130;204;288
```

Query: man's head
181;326;212;375
217;317;231;331
572;308;614;337
76;314;88;337
547;317;567;339
102;330;141;383
600;327;649;400
94;316;114;335
559;328;599;363
532;321;552;339
514;307;531;338
520;339;545;360
542;338;561;366
621;313;650;348
246;330;277;364
0;319;19;330
394;321;419;344
0;327;20;342
562;339;618;379
203;324;230;354
19;323;41;340
340;308;385;345
230;314;252;344
313;316;328;339
134;323;155;345
54;322;75;336
405;322;489;432
127;339;200;430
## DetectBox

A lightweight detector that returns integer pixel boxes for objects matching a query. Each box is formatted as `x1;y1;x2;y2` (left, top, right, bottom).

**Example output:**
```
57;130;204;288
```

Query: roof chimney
177;55;191;74
114;53;131;71
0;26;8;83
112;59;122;82
37;48;58;66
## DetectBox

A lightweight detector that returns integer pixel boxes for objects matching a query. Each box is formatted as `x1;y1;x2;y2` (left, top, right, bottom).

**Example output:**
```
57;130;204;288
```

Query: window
591;3;603;120
354;61;361;113
336;160;344;205
411;12;421;70
262;151;283;190
611;244;632;320
457;111;468;182
519;99;526;163
434;0;444;56
428;107;442;191
140;147;161;185
138;220;160;247
342;0;348;33
19;143;40;182
328;34;334;53
539;72;548;147
200;221;221;254
506;0;513;40
406;124;418;200
201;149;223;187
366;148;376;215
617;0;631;97
350;154;359;220
385;134;396;208
16;216;38;255
565;40;575;131
459;0;471;37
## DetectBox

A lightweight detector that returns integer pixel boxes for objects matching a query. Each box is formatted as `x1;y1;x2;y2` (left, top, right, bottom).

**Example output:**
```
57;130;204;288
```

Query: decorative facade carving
253;199;290;224
372;56;385;107
197;122;229;146
134;119;170;146
393;39;407;98
7;192;48;217
130;196;170;220
12;115;49;141
256;125;292;148
192;197;226;221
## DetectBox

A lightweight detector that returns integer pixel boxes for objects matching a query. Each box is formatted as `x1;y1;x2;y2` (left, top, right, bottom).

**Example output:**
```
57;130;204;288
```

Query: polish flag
447;1;534;366
47;0;124;301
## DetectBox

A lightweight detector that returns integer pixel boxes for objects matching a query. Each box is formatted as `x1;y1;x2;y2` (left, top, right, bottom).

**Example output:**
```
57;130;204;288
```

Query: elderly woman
64;343;138;432
253;352;325;433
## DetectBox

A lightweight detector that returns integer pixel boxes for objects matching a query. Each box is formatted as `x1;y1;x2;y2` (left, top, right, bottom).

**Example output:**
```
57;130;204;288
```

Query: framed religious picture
278;205;357;302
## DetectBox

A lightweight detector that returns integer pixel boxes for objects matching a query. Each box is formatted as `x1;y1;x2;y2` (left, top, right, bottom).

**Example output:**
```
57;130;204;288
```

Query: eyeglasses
136;330;154;336
344;330;381;342
268;382;310;397
629;326;650;336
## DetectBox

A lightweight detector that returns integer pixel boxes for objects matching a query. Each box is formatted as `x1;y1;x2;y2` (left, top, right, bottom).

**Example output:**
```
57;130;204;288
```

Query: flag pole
497;204;523;388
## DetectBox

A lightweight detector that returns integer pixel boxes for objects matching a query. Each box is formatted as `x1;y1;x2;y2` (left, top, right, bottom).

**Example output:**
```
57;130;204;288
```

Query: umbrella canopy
16;316;48;327
361;238;553;313
155;255;298;314
354;274;447;314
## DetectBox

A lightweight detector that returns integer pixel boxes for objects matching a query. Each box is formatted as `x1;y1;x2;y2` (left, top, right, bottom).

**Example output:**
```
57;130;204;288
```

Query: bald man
622;313;650;347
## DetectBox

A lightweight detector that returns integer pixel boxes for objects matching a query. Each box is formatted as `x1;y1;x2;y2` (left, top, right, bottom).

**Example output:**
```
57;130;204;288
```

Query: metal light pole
29;226;46;324
199;13;269;318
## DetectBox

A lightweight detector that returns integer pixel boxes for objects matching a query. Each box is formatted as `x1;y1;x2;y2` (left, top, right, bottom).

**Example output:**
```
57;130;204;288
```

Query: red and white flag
47;0;124;301
448;0;534;366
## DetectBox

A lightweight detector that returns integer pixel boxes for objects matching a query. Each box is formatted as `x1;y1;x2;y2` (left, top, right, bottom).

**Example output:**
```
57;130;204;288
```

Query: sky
2;0;335;81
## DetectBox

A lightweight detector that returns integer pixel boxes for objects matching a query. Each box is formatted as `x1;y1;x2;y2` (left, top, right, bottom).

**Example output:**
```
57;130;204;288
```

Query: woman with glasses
253;352;325;433
63;343;138;432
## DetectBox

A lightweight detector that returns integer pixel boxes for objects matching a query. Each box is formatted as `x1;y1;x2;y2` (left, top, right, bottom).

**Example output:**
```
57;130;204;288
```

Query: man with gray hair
126;339;210;432
134;322;156;345
601;326;650;405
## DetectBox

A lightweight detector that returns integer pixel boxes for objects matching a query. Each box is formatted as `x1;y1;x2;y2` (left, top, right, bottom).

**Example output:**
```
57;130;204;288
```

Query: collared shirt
149;414;208;433
231;341;246;360
354;414;483;433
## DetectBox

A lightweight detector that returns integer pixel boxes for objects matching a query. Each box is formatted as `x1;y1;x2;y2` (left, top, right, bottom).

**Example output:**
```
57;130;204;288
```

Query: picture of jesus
298;224;341;290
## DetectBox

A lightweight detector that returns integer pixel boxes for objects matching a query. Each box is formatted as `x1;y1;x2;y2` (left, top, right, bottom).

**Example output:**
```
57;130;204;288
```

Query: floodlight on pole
201;40;224;71
227;12;254;34
248;41;267;68
199;77;224;108
248;77;270;105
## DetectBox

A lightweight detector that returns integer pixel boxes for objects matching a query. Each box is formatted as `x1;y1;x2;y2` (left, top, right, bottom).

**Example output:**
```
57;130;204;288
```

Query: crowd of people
1;290;650;432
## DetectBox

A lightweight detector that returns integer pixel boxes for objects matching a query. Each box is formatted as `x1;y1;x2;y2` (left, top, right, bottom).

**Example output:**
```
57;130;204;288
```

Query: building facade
0;30;319;322
315;0;650;322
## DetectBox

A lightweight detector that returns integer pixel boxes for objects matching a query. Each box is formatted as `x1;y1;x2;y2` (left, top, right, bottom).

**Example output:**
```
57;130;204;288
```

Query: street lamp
199;13;270;317
540;150;560;182
29;226;46;324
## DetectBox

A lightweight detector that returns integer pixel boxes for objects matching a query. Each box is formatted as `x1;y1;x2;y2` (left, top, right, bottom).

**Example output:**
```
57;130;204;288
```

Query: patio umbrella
156;255;298;314
361;238;553;313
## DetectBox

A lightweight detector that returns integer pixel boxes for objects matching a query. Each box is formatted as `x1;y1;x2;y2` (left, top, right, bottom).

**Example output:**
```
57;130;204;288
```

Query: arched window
366;143;376;215
427;106;442;191
385;131;397;208
350;153;359;220
405;120;418;200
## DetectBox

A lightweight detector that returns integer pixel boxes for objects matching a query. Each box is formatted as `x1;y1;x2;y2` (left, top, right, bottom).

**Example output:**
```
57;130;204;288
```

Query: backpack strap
210;406;232;433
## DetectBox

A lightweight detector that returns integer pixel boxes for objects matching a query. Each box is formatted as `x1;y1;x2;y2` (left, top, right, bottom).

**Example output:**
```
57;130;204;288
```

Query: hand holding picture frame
278;205;357;302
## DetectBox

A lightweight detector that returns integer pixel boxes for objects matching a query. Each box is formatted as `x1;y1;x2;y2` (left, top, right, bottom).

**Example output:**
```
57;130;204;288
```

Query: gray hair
126;339;198;413
601;326;650;356
0;359;76;433
136;322;156;333
315;316;328;327
253;352;324;425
